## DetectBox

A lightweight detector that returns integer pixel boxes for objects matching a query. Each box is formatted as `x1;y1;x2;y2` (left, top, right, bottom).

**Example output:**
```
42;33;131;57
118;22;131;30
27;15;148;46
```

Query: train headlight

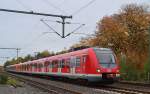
116;74;120;77
117;70;119;73
96;69;101;72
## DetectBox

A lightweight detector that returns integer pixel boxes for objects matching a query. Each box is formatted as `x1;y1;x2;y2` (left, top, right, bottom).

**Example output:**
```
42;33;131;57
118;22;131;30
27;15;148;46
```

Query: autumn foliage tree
75;4;150;80
85;4;149;69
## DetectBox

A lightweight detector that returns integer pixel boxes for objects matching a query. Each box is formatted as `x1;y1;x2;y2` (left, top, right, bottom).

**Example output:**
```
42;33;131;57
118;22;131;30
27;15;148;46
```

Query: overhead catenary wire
58;0;67;6
65;24;85;37
72;32;95;36
22;33;47;50
40;18;86;38
72;0;97;16
15;0;33;11
42;0;68;14
40;19;62;37
41;19;83;25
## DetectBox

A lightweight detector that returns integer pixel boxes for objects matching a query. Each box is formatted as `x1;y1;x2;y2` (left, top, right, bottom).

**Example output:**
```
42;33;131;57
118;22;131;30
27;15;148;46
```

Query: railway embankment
0;73;49;94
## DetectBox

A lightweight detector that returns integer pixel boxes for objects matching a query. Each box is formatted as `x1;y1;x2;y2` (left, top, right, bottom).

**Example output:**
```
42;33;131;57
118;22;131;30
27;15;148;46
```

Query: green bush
7;78;18;87
120;55;145;81
0;74;8;84
144;60;150;73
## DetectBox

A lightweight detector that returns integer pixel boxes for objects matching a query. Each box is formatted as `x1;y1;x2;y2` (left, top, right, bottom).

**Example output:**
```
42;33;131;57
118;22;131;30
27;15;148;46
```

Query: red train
6;47;120;83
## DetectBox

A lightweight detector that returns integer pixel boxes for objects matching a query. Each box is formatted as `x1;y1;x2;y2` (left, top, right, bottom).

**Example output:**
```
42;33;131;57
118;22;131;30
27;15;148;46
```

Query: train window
26;65;28;71
22;65;24;71
33;64;36;70
37;64;39;69
56;60;58;68
83;55;87;63
41;63;44;68
76;57;81;67
51;61;54;68
61;59;65;68
32;64;34;70
53;60;58;68
25;65;27;71
58;60;61;68
49;61;52;68
44;61;49;68
39;63;43;71
36;63;38;69
94;49;116;68
70;57;76;68
66;58;70;68
24;65;25;71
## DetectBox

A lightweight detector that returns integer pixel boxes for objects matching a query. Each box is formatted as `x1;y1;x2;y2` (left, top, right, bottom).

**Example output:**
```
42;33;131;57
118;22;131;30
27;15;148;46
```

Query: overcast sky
0;0;148;65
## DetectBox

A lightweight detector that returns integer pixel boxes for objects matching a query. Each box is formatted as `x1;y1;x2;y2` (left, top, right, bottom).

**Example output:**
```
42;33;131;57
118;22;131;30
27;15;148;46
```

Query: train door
44;62;46;72
52;60;58;72
37;63;40;72
75;56;81;73
65;58;70;73
32;64;34;72
63;58;69;73
41;63;44;72
32;63;36;72
30;64;32;72
70;56;76;74
60;59;65;73
52;61;56;73
49;61;52;72
58;60;61;73
35;63;38;72
44;61;49;72
81;55;87;73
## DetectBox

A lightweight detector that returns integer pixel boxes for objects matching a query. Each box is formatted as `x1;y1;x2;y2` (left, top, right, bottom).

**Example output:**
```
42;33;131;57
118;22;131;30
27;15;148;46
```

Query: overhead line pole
0;8;72;38
0;48;21;63
0;57;10;59
62;17;65;38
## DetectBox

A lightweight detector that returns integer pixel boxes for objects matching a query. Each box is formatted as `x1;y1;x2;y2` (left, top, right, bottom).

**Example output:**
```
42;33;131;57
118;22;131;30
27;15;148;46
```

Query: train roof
7;47;112;67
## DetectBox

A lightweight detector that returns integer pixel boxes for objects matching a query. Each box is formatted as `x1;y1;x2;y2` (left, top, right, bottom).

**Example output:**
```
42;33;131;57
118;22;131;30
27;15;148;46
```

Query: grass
7;77;18;87
0;74;19;87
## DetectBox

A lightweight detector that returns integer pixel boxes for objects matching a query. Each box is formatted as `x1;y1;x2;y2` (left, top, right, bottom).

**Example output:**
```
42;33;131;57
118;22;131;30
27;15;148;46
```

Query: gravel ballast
0;83;49;94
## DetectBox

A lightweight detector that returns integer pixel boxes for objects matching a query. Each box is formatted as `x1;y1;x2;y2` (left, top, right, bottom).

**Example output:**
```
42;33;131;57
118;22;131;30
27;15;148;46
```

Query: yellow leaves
76;4;150;70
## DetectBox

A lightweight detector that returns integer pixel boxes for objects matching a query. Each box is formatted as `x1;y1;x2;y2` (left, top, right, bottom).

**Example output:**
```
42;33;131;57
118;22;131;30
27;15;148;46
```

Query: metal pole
0;8;72;39
62;17;65;38
16;48;20;64
34;52;38;59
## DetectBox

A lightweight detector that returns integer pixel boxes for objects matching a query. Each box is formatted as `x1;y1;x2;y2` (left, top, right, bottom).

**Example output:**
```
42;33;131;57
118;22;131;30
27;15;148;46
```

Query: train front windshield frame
94;48;117;68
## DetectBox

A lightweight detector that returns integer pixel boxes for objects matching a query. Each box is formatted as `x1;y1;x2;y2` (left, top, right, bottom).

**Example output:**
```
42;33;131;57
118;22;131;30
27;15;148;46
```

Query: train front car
88;48;120;83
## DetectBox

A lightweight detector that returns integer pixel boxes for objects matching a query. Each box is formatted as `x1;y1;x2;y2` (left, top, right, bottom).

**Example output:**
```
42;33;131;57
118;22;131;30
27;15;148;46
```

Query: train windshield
94;48;117;68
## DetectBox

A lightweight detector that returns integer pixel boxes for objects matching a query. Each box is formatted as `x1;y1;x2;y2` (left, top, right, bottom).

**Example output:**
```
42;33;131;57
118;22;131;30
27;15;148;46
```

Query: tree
36;50;50;59
79;4;150;70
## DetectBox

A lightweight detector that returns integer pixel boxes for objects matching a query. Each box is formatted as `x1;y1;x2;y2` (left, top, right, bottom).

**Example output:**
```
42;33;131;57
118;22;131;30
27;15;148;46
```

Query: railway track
4;72;120;94
99;85;150;94
6;73;82;94
95;82;150;94
119;81;150;87
5;72;150;94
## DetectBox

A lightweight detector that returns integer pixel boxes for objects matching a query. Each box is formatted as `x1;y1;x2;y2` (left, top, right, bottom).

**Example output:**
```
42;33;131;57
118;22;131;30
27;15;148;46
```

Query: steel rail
6;72;82;94
97;85;150;94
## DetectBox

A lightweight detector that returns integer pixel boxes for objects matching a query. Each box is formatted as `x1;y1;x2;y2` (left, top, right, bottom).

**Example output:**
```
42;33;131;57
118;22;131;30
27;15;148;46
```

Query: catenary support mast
0;8;72;38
